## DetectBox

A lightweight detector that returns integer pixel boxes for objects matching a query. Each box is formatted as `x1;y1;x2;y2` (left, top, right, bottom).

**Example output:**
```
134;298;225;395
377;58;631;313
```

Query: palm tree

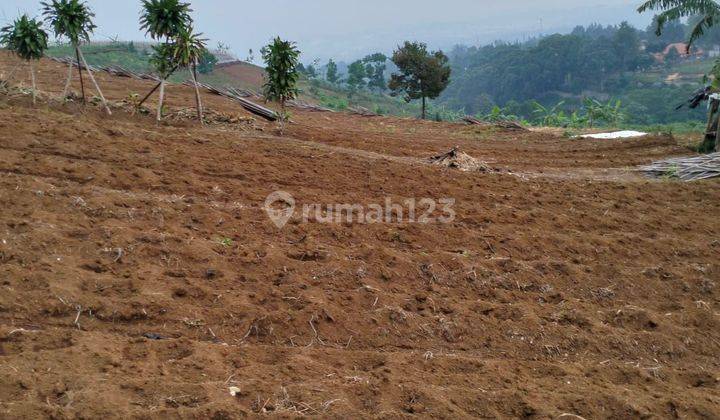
172;26;207;124
262;37;300;134
41;0;110;115
137;0;192;108
0;15;49;105
638;1;720;50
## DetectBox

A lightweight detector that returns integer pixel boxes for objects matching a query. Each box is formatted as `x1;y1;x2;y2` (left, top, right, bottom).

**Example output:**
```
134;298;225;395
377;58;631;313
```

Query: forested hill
440;19;720;125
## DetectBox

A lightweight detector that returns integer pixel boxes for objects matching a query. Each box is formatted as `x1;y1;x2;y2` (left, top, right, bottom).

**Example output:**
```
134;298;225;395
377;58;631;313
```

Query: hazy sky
0;1;654;62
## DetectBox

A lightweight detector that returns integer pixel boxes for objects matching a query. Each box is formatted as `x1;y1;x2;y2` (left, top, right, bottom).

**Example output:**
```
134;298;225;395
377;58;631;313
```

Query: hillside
45;43;418;117
1;51;720;418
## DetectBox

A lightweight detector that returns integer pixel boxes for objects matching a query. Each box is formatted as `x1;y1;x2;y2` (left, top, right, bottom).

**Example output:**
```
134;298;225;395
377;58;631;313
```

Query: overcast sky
1;0;654;62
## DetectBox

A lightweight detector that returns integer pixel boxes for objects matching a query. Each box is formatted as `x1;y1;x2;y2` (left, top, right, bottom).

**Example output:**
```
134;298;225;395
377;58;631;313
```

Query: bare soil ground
0;53;719;419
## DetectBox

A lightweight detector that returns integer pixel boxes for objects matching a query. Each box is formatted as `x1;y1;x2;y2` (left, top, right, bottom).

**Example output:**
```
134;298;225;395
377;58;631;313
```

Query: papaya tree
0;15;49;105
149;43;175;122
42;0;111;115
261;37;300;133
138;0;192;108
172;26;207;124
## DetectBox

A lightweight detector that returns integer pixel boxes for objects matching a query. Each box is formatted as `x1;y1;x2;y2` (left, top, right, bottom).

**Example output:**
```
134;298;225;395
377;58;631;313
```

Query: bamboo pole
2;63;20;83
62;60;73;98
156;79;165;124
77;48;112;116
191;63;204;125
138;64;178;108
75;46;86;104
29;62;36;106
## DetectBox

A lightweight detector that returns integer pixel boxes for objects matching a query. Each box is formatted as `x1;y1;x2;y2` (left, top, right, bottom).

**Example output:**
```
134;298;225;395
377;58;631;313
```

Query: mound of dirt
429;147;490;171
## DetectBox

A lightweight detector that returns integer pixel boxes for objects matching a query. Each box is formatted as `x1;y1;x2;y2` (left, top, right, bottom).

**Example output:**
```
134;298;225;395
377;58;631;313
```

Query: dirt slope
0;53;719;419
212;61;266;90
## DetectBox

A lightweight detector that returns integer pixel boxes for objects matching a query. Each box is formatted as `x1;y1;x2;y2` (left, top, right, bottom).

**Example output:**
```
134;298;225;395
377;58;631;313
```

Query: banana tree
172;26;207;124
0;15;49;105
42;0;110;115
138;0;192;108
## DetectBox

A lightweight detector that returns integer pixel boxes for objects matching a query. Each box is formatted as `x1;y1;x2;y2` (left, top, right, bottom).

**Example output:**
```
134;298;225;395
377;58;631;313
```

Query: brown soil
213;61;266;91
0;52;719;419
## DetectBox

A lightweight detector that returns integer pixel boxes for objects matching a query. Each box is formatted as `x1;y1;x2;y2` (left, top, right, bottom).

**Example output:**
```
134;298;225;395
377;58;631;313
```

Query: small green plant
137;0;193;111
42;0;110;114
172;25;208;124
217;237;233;247
0;15;49;105
262;37;301;134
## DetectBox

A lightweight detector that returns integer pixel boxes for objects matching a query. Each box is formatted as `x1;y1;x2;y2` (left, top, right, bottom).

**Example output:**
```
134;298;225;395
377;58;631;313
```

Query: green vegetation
42;0;110;110
0;15;48;104
262;37;300;132
138;0;209;124
173;26;208;123
47;41;153;72
389;41;451;119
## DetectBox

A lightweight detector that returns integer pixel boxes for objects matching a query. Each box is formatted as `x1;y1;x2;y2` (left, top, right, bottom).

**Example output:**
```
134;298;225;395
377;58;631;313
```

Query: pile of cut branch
463;116;526;131
429;147;490;172
639;153;720;181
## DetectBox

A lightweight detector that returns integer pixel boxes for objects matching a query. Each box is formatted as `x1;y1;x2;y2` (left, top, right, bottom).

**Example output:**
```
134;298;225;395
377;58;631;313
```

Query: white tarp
579;131;648;139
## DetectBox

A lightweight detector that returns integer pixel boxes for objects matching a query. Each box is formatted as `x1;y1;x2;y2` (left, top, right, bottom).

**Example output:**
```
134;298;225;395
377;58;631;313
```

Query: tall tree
346;60;366;92
261;37;300;134
326;59;338;83
42;0;111;114
363;52;387;91
173;26;207;124
612;21;641;71
137;0;192;108
389;41;451;119
0;15;48;105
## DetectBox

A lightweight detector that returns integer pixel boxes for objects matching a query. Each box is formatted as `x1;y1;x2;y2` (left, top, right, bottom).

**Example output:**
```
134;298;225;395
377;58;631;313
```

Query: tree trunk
75;46;86;104
77;48;112;116
62;60;73;98
703;100;719;153
191;63;204;125
29;62;36;106
156;79;165;124
279;100;286;135
715;108;720;153
421;96;426;120
138;64;178;108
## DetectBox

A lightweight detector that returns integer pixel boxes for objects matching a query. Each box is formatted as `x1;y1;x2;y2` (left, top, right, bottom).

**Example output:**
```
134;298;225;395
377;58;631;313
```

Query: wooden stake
62;60;73;99
77;48;112;115
138;64;178;108
157;79;165;124
29;62;36;106
2;63;20;83
191;64;204;125
75;46;86;104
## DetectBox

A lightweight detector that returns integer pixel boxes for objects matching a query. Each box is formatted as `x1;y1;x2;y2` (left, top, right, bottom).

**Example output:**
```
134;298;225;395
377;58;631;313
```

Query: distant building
652;43;704;63
708;45;720;58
